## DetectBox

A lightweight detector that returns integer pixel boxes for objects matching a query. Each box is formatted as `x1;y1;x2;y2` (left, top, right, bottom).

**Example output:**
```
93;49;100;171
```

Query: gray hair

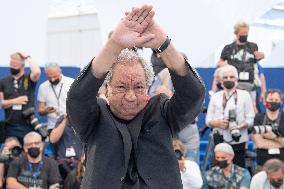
263;159;284;174
219;65;238;80
234;21;249;34
105;49;154;87
23;131;42;144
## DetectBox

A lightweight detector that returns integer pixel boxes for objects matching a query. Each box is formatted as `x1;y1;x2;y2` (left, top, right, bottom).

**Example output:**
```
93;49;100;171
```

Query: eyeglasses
45;62;59;69
24;141;42;147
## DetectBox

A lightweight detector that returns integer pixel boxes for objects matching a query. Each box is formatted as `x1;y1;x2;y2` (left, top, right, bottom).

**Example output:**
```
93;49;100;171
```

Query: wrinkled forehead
24;136;41;144
111;61;146;84
268;169;284;179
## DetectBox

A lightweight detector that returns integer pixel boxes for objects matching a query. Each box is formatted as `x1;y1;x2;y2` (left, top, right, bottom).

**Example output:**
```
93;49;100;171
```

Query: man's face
10;58;24;70
45;67;62;83
236;27;249;41
23;137;43;154
222;70;237;90
215;151;233;164
267;169;284;186
107;61;148;120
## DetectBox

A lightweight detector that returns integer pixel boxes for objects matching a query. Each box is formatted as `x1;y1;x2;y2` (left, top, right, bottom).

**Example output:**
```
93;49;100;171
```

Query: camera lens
9;146;22;157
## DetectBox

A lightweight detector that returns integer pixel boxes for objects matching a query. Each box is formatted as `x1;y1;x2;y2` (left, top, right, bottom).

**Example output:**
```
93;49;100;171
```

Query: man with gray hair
38;62;74;130
203;143;251;189
206;65;255;168
251;159;284;189
7;131;61;189
67;4;205;189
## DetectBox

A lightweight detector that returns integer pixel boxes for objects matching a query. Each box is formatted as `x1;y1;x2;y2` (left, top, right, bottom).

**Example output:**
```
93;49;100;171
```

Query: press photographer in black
0;137;22;188
206;65;255;167
0;52;41;144
251;89;284;169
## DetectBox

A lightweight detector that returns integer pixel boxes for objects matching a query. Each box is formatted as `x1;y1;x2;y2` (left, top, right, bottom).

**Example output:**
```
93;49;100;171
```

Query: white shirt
250;171;284;189
206;89;255;144
181;160;203;189
38;75;74;129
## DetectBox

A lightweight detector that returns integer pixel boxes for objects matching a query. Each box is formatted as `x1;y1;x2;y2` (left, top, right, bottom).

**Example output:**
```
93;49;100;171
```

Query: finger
140;10;155;28
126;7;140;21
131;7;145;22
135;5;152;22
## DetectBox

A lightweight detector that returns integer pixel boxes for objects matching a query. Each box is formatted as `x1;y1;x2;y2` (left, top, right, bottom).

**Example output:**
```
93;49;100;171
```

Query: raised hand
111;4;155;48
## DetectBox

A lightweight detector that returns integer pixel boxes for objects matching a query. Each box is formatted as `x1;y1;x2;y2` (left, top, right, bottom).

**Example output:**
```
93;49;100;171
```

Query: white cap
214;143;234;155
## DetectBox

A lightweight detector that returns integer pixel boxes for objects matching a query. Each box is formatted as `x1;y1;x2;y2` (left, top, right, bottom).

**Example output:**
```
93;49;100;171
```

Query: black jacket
66;62;205;189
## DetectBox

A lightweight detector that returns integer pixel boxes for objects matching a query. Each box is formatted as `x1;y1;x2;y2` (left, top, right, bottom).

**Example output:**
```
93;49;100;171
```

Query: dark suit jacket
66;62;205;189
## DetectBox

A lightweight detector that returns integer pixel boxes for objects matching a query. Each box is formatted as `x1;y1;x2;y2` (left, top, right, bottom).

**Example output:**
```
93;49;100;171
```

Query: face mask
270;179;283;188
10;68;20;75
27;147;40;158
216;83;223;90
49;79;60;86
216;159;229;169
266;102;281;112
223;81;235;90
239;35;248;43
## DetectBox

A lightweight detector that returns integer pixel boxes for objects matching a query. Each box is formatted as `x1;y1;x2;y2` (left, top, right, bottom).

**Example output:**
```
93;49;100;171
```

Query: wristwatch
153;36;171;54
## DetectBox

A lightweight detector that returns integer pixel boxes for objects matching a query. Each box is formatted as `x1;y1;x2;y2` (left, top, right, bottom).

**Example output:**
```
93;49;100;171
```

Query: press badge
268;148;280;155
66;147;76;157
239;72;249;80
12;104;22;110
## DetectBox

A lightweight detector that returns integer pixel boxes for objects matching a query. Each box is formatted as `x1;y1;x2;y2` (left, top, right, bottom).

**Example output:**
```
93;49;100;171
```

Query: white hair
219;65;238;80
105;49;154;87
23;131;42;144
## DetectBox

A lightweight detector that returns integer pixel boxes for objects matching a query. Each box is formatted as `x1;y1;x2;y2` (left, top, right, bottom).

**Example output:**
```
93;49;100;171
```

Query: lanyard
222;90;237;111
51;83;63;108
28;160;43;179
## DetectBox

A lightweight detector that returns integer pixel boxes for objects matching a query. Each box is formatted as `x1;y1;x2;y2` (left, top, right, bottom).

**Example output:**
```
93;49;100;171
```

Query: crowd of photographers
0;20;283;189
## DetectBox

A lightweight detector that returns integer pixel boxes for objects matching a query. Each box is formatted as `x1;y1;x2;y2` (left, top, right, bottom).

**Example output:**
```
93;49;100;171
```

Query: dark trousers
231;142;246;168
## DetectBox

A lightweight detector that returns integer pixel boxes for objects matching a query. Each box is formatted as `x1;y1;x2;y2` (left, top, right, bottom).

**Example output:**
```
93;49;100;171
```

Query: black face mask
270;179;283;188
27;147;40;158
216;83;223;90
10;68;20;75
49;79;60;86
223;81;235;90
239;35;248;43
216;159;229;169
266;102;281;112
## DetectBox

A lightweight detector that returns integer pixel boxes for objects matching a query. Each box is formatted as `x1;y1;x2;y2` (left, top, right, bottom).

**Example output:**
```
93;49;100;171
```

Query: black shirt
7;155;61;189
253;112;284;165
220;41;258;83
0;73;36;137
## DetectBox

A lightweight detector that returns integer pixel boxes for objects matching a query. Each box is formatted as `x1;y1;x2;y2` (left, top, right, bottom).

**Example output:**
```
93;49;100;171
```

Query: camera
248;123;282;137
22;107;48;138
175;149;183;160
228;109;241;142
0;146;22;163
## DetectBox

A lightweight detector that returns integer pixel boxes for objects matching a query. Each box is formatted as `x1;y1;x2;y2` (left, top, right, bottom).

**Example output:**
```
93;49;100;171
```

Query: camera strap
222;90;237;113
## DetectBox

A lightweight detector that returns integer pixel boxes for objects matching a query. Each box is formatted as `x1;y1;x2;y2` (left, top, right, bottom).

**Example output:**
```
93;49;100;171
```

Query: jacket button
120;177;125;182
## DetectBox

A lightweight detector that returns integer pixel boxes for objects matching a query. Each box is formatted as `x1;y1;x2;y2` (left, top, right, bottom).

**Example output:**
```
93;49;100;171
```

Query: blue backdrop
1;66;284;141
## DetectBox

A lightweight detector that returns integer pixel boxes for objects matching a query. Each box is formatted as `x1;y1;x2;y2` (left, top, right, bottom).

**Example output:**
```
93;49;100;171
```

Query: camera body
22;107;48;138
228;109;241;142
0;146;22;163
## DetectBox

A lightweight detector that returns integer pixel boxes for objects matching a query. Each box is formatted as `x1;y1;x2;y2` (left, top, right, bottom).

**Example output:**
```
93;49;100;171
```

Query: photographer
0;137;22;188
172;139;203;189
49;114;82;180
251;89;284;168
206;65;255;168
0;52;41;144
7;132;61;189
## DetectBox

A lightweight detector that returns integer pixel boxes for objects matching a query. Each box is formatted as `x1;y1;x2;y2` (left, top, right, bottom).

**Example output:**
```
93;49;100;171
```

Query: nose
124;89;137;102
